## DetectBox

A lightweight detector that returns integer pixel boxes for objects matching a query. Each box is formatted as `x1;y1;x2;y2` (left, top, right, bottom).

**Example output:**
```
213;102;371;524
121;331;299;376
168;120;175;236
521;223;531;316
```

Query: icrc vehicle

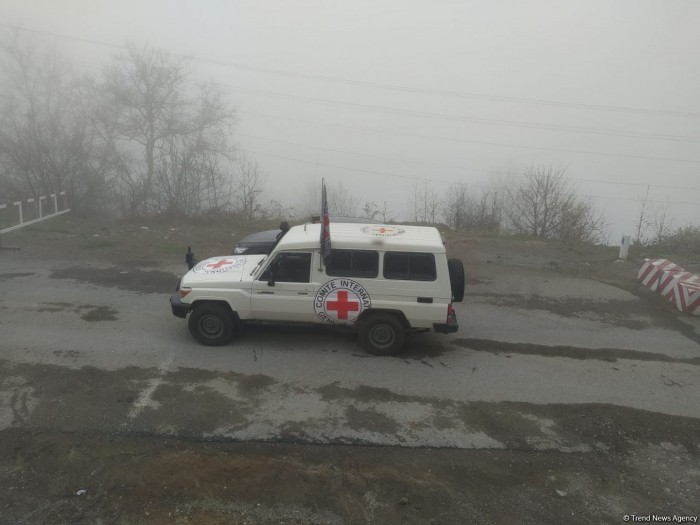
170;222;464;355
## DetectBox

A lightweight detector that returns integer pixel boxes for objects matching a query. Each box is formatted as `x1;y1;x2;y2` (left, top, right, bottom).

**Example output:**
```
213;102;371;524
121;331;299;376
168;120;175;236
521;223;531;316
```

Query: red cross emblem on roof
326;290;360;320
373;227;394;234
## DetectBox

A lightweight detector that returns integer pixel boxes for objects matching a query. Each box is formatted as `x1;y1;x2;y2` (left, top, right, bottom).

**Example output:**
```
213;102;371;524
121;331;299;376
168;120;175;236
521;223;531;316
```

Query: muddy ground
1;215;699;524
2;430;698;525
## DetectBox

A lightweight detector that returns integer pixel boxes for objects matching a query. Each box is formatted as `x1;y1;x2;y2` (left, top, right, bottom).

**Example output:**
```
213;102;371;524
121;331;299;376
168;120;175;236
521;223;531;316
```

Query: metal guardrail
0;191;70;235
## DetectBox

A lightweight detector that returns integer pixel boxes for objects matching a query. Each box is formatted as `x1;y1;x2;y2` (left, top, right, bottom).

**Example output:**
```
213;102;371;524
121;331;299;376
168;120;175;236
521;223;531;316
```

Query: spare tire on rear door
447;258;465;302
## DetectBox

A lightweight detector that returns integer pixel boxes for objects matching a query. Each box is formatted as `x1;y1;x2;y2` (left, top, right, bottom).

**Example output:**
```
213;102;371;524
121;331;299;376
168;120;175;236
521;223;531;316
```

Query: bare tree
651;197;674;245
378;201;395;223
99;44;235;216
328;181;359;216
557;196;609;243
442;183;469;229
653;225;700;254
232;153;266;222
505;165;608;242
259;198;295;221
506;165;578;238
409;182;441;223
634;186;654;244
362;202;379;221
442;183;503;232
0;33;110;212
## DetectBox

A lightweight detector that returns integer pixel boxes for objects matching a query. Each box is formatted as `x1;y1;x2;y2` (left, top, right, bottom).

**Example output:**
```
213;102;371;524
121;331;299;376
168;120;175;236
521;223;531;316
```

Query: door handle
257;291;274;295
298;292;309;295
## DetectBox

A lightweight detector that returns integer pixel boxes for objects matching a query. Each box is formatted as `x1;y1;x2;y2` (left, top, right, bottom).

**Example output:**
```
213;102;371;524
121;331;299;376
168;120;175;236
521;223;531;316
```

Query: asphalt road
1;254;700;523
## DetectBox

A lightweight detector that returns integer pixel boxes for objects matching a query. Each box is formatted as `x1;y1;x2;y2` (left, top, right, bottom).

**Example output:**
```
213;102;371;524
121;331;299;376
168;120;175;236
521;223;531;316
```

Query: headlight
233;246;247;254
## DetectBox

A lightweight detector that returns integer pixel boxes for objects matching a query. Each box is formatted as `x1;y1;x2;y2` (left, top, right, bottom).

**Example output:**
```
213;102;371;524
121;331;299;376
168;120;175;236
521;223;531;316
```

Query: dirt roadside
1;430;698;525
0;213;672;285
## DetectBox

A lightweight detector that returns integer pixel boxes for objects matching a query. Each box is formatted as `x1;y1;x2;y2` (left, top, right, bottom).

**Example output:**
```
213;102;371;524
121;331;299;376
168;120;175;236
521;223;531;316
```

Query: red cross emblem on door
326;290;360;320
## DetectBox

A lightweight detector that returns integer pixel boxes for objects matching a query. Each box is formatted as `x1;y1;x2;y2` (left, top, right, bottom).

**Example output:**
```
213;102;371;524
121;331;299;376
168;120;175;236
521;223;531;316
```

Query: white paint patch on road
0;377;37;431
123;355;173;425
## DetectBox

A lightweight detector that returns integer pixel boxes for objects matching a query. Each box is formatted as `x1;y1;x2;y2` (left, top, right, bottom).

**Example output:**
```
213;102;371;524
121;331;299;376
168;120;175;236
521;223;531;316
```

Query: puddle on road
30;302;119;322
470;293;657;330
50;266;178;294
452;338;700;366
0;272;35;281
80;305;119;322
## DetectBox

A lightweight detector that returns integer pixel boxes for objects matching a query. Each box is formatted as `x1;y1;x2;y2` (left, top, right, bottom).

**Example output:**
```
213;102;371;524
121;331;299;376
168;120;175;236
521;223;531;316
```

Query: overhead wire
6;53;700;165
241;148;700;206
234;131;700;192
20;46;700;143
2;23;699;118
2;87;697;194
2;89;699;203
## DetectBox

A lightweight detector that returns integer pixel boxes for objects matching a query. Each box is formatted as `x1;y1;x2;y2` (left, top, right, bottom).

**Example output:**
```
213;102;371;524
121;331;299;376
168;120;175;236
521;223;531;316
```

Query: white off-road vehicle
170;223;464;355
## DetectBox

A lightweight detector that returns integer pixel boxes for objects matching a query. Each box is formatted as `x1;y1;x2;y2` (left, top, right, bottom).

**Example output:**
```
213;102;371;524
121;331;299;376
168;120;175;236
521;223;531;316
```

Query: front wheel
359;314;406;356
188;303;235;346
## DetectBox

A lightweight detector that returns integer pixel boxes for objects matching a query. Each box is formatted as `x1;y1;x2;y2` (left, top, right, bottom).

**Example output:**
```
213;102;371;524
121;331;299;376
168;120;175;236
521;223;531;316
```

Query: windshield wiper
250;255;268;276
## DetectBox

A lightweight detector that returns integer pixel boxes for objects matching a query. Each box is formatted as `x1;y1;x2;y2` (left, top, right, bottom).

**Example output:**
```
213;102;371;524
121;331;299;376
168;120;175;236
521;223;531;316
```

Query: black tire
188;303;235;346
359;314;406;356
447;258;465;302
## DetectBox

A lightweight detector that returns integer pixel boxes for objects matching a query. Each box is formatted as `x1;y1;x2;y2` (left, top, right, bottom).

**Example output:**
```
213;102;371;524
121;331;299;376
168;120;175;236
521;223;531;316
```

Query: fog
1;0;699;242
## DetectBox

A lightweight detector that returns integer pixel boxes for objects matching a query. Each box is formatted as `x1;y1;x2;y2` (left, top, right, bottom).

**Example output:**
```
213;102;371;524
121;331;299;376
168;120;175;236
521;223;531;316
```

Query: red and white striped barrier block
638;259;683;292
667;278;700;316
638;258;700;316
659;270;700;298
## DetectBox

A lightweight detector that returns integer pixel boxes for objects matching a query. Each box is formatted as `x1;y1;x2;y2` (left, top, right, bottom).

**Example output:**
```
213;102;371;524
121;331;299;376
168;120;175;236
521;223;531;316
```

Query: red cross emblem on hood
206;259;233;269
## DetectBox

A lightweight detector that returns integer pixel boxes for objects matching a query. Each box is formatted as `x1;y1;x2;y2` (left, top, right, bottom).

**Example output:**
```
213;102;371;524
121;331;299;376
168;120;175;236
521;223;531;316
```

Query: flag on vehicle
320;179;331;264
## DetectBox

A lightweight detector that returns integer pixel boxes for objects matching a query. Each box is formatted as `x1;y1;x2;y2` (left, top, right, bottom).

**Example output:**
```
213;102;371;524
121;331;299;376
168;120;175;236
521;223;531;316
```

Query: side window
260;252;312;283
326;250;379;278
383;252;437;281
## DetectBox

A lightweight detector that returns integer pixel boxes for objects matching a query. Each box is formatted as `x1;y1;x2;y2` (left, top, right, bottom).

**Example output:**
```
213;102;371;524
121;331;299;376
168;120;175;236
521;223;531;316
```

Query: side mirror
267;279;275;287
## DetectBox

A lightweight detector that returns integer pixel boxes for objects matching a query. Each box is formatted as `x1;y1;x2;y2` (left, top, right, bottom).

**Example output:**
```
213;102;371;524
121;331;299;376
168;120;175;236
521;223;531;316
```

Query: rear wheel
188;303;234;346
447;258;465;302
359;314;406;356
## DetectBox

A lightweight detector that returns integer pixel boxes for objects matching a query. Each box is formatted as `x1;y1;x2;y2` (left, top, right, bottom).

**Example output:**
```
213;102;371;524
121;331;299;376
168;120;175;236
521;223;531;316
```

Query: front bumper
170;292;190;319
433;311;458;334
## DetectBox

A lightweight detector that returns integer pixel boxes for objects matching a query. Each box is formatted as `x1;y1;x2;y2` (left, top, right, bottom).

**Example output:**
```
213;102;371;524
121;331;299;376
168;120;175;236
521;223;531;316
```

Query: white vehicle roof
277;223;446;254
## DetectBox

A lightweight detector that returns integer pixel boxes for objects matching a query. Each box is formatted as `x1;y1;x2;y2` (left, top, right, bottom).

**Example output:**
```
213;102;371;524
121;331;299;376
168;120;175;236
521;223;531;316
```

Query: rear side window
383;252;437;281
326;249;379;278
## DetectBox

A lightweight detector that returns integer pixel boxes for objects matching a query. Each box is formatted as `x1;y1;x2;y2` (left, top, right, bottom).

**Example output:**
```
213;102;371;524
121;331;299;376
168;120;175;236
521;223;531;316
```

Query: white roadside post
14;201;23;226
619;233;631;260
39;196;46;218
0;204;3;249
51;194;57;214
